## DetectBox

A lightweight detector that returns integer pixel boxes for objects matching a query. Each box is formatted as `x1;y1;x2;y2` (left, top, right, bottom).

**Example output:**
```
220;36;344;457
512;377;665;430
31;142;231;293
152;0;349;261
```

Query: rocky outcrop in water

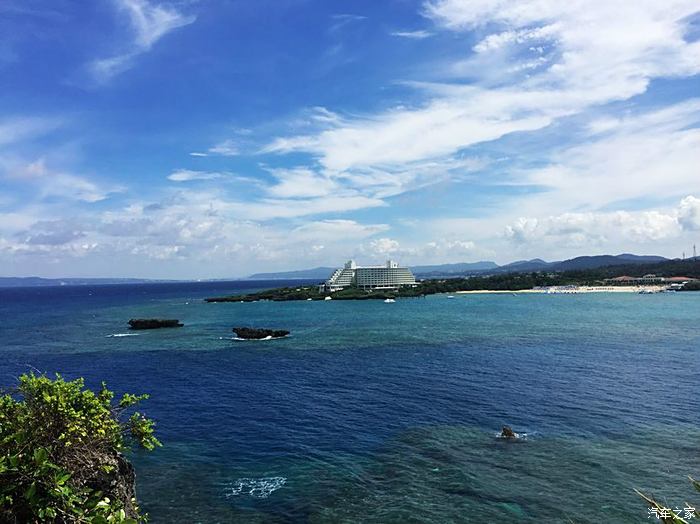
128;318;184;330
500;426;516;439
233;327;290;339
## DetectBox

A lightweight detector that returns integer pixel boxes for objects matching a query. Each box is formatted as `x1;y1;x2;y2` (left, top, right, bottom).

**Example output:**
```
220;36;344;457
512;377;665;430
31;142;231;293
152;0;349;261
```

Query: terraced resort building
321;260;417;292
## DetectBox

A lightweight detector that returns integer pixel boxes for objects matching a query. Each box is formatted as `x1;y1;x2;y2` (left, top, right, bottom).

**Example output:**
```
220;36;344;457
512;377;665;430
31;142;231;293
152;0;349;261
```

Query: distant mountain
411;261;498;276
426;253;669;278
246;254;670;280
551;254;667;271
0;277;162;288
246;267;336;280
496;259;553;272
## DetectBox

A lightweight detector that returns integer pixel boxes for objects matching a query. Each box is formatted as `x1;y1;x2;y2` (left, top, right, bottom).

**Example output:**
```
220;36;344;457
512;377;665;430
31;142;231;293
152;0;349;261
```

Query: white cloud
89;0;195;82
120;0;193;48
265;168;338;198
329;13;367;33
17;219;86;246
426;0;700;91
292;219;388;240
0;192;393;277
678;196;700;231
167;169;224;182
471;24;558;53
360;237;485;264
0;116;61;146
368;237;401;255
518;100;700;214
264;91;554;172
207;139;239;156
3;158;120;202
229;194;385;221
262;0;700;193
504;197;700;247
390;30;433;39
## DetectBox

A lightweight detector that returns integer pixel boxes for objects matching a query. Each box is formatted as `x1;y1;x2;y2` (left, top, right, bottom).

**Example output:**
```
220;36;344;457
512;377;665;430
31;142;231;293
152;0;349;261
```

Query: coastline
456;285;668;294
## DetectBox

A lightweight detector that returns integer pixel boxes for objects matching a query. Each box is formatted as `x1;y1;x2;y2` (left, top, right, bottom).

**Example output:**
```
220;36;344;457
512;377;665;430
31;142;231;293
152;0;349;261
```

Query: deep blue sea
1;281;699;523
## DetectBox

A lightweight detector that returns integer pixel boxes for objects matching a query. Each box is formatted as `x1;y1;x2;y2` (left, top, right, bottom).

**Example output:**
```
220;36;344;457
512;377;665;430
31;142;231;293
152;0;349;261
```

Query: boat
447;295;455;299
384;298;395;303
324;296;332;301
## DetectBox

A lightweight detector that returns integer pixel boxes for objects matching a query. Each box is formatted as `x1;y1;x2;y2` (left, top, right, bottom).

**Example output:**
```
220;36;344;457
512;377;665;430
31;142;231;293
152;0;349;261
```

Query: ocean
1;281;698;523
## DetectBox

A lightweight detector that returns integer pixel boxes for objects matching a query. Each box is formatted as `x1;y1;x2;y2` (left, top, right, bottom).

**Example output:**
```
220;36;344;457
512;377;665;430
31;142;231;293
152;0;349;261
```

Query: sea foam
226;477;286;498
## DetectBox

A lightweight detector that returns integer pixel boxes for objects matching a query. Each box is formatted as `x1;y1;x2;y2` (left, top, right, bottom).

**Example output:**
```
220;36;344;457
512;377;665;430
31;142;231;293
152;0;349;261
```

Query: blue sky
1;0;699;278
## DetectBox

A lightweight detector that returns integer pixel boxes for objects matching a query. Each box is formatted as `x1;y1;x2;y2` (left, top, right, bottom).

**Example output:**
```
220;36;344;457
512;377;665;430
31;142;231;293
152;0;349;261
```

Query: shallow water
1;282;699;522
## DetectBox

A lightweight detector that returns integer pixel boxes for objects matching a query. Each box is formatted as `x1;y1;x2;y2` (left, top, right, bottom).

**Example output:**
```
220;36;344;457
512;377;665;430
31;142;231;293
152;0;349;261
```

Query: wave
226;477;286;499
106;333;139;338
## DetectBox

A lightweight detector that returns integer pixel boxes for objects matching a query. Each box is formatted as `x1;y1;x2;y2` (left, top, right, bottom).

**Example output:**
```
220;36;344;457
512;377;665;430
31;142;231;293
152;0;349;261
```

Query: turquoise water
1;283;699;522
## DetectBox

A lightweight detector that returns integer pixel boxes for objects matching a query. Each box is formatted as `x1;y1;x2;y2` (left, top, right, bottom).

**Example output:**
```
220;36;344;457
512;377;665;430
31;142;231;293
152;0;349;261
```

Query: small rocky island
233;327;290;339
128;318;184;330
500;426;517;439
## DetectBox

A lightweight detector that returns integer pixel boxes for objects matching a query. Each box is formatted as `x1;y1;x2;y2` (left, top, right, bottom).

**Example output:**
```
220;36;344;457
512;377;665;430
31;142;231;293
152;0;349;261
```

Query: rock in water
233;327;290;339
128;319;184;330
501;425;516;439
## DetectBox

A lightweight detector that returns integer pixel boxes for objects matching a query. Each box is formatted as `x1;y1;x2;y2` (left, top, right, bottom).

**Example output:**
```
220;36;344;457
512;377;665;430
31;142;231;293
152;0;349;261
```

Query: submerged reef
128;318;184;330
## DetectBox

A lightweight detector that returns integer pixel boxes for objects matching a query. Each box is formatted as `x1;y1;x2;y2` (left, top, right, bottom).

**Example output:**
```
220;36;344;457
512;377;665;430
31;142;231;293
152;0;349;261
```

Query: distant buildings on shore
604;274;697;288
320;260;417;292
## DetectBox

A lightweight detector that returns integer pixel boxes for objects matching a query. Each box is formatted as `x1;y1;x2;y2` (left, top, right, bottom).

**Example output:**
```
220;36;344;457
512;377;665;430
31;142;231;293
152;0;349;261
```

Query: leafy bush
637;477;700;523
0;373;160;523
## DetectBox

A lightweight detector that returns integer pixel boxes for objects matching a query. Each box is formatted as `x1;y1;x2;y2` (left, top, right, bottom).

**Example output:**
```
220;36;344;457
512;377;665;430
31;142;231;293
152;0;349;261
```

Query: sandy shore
455;286;667;294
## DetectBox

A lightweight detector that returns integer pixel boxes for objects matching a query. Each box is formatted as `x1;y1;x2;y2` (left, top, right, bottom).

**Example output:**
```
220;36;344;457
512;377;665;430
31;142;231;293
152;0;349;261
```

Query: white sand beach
455;286;667;294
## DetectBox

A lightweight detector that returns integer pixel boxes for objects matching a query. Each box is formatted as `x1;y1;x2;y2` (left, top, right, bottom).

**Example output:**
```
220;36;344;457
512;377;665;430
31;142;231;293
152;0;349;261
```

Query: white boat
447;295;455;299
324;296;332;300
384;298;396;303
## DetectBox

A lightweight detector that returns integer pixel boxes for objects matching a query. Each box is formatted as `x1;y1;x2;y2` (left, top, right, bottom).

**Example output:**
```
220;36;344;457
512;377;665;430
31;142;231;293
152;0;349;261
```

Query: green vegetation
206;285;325;302
636;477;700;523
0;373;160;523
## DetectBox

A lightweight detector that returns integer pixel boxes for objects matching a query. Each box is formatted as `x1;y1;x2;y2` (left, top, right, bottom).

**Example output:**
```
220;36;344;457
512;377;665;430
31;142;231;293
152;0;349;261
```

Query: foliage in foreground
637;476;700;523
0;373;160;523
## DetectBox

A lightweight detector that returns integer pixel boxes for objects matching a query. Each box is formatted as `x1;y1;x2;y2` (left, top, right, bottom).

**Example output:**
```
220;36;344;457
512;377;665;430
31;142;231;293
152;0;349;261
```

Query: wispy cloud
264;167;338;198
504;196;699;248
390;30;433;39
4;158;122;203
261;0;700;210
329;13;367;33
167;169;225;182
89;0;195;83
190;139;240;157
207;139;239;156
0;116;61;146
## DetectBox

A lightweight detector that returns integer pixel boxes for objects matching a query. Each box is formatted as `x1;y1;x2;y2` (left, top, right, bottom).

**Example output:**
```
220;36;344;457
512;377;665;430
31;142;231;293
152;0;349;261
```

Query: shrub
0;373;160;523
637;477;700;523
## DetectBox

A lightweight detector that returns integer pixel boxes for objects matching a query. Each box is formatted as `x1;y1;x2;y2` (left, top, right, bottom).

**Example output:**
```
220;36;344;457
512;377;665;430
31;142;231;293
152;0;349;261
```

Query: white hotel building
321;260;417;292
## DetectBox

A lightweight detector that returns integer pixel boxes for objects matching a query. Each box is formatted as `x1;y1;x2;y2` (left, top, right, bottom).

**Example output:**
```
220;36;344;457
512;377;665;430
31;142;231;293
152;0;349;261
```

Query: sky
1;0;699;279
